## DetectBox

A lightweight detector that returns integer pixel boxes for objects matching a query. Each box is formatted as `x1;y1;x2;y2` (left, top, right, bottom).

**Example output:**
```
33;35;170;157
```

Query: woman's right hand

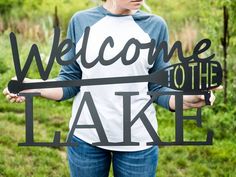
3;87;26;103
2;77;32;103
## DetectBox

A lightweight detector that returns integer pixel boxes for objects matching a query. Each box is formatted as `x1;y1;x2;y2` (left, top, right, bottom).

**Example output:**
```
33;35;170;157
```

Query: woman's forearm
23;78;63;101
36;87;63;101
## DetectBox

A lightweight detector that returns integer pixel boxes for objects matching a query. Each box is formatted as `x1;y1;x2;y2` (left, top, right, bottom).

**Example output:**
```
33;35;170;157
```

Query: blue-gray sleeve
56;17;82;101
148;20;172;110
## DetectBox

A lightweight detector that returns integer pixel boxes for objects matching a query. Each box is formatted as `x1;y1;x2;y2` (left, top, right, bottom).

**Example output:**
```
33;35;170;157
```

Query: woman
3;0;220;176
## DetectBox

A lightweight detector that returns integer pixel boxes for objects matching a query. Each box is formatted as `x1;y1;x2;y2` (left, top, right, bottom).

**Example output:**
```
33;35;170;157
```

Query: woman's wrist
169;95;175;111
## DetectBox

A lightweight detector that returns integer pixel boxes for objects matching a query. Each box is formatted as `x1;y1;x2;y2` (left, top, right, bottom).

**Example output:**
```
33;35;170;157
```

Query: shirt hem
73;133;156;152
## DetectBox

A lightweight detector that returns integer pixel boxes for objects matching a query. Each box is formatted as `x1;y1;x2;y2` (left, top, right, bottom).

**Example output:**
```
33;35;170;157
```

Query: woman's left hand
169;86;223;110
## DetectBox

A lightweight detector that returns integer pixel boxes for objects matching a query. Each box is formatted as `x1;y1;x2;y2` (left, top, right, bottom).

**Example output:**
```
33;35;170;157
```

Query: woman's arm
3;78;63;103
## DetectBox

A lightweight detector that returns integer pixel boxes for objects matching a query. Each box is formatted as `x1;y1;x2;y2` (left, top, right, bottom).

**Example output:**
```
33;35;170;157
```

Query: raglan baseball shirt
56;5;171;151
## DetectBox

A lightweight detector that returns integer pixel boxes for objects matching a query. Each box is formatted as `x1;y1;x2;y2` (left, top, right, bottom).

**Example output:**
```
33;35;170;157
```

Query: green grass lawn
0;25;236;177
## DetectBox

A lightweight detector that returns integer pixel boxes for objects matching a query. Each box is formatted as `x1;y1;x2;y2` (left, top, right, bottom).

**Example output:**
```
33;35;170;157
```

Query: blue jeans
67;135;158;177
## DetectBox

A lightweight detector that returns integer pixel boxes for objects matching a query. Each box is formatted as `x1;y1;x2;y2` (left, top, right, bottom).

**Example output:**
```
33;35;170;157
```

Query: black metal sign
7;27;222;147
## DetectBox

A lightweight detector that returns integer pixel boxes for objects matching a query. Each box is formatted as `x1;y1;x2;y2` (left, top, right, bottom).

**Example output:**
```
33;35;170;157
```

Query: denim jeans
67;135;158;177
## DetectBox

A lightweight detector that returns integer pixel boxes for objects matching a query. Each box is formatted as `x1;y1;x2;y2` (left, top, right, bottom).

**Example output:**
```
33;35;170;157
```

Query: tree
199;0;236;103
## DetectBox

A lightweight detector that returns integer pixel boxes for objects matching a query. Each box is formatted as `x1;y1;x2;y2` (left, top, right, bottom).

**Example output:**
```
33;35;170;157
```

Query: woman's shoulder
69;6;103;24
135;10;168;29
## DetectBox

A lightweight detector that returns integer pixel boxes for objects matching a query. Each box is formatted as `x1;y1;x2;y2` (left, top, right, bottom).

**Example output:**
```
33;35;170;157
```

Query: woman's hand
3;87;25;103
3;77;32;103
169;86;223;110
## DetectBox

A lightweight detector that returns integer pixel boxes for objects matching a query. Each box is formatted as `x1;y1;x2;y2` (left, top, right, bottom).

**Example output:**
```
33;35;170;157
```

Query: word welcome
10;27;215;82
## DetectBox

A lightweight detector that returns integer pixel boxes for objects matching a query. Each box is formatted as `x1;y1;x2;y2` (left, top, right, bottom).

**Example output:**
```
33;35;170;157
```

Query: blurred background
0;0;235;176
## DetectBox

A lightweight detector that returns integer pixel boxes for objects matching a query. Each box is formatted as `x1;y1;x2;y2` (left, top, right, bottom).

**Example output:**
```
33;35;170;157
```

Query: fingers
6;94;11;100
210;91;215;105
197;88;217;104
196;92;215;106
195;85;223;106
184;95;205;103
207;86;220;105
199;95;205;101
6;95;25;103
3;76;29;104
183;91;216;109
16;96;25;103
3;86;25;103
6;94;16;102
3;87;9;95
183;95;201;103
11;76;17;80
210;85;223;91
183;100;206;109
9;98;16;103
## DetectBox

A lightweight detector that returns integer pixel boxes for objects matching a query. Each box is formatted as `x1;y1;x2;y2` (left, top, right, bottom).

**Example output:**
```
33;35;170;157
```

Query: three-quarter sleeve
148;20;173;110
56;17;82;101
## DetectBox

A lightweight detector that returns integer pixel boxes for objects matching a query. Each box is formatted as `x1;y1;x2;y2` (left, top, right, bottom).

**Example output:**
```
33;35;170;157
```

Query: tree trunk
221;6;229;103
53;6;60;28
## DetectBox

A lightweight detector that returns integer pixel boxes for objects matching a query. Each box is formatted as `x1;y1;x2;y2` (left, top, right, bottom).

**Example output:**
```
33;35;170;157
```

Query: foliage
198;0;236;54
2;0;96;35
0;0;23;16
